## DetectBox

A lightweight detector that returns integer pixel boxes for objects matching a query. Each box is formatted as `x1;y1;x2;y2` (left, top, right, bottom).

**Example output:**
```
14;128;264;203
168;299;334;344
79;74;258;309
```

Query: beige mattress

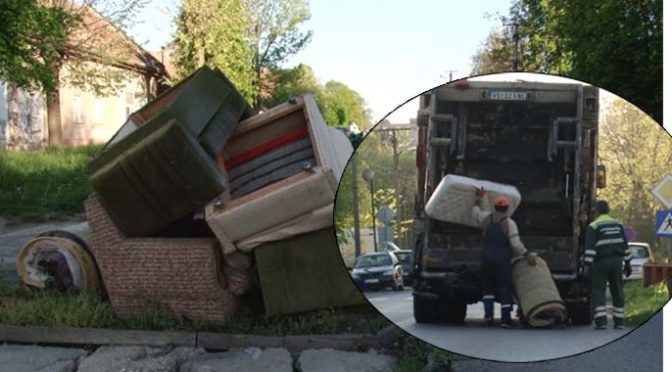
424;174;521;228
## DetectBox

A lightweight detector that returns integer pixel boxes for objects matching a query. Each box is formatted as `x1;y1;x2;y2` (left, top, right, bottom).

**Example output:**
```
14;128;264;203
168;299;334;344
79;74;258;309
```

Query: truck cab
412;77;601;324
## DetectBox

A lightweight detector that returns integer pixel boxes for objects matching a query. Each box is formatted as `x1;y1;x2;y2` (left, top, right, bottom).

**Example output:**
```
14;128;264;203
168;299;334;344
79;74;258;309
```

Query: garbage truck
411;77;603;324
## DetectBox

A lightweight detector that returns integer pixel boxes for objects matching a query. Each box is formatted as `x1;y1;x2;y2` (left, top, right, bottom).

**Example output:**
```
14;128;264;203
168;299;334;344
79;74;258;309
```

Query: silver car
625;242;654;280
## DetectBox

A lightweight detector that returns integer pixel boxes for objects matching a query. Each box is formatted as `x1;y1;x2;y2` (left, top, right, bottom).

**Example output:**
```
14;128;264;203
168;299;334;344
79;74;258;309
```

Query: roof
55;2;167;80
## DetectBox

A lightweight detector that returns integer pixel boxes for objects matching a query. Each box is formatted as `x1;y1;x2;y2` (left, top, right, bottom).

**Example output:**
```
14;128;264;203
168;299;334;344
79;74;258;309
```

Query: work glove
623;262;632;278
580;264;591;281
524;252;537;266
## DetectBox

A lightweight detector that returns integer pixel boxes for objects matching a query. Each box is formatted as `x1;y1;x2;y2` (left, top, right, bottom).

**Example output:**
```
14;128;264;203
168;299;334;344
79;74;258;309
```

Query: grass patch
0;288;390;335
624;281;670;326
0;291;116;328
195;305;390;335
390;336;452;372
0;145;101;222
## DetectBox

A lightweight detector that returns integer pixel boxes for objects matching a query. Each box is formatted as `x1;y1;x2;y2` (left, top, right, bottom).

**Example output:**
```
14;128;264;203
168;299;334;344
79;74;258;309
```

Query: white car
625;242;654;280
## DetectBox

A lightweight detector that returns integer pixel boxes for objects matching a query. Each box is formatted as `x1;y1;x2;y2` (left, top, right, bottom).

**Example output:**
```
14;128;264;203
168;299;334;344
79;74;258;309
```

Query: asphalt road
364;289;659;363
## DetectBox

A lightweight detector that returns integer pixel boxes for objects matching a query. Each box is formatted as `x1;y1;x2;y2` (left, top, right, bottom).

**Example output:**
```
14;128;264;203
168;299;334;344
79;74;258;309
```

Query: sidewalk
0;344;396;372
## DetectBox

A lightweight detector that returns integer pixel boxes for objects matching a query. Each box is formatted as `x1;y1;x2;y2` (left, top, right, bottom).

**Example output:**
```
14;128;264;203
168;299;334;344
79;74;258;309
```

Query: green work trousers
592;255;625;327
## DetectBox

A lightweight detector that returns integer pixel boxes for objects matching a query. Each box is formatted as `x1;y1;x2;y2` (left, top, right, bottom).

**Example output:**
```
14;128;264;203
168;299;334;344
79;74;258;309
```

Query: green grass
0;291;116;328
0;288;390;335
196;305;390;335
0;145;101;222
624;281;670;326
390;336;452;372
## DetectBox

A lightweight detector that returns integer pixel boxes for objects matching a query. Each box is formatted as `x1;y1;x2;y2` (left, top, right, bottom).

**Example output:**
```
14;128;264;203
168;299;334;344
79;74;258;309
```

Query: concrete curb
0;325;195;347
0;324;403;351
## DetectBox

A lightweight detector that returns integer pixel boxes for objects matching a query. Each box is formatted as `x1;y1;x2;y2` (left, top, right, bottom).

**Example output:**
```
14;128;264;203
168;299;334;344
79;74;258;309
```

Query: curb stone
0;325;400;352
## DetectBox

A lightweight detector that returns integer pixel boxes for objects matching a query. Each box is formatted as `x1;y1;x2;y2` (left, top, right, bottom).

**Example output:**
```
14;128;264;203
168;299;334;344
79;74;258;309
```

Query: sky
128;0;513;127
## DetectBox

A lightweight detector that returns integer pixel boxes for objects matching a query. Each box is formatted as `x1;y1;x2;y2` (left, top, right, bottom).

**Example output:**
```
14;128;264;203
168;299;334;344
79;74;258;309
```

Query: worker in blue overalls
473;188;536;328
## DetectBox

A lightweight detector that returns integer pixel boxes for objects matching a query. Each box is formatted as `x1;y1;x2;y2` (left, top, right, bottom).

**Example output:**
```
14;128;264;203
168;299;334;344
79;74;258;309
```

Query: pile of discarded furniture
17;66;364;322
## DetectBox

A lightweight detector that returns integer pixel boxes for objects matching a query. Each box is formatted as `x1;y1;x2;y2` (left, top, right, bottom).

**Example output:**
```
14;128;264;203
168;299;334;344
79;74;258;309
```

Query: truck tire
440;298;467;323
567;299;592;325
414;295;439;323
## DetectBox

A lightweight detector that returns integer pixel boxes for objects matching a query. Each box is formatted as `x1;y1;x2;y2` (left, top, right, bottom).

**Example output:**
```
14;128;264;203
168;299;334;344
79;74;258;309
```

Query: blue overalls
481;214;514;324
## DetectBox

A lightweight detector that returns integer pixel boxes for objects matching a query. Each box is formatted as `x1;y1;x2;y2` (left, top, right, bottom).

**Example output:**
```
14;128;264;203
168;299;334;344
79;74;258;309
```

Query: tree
321;81;371;128
471;28;517;75
246;0;312;109
0;0;149;145
598;98;672;257
261;64;372;129
173;0;255;101
0;1;66;93
335;128;417;252
475;0;663;123
260;63;321;109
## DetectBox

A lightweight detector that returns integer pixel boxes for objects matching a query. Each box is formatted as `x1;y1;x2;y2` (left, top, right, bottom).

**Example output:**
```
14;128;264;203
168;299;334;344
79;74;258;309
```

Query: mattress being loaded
424;174;521;228
512;256;567;327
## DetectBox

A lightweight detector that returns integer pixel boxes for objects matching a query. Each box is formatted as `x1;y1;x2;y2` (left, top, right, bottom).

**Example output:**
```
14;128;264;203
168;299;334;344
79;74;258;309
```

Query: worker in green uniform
584;200;632;330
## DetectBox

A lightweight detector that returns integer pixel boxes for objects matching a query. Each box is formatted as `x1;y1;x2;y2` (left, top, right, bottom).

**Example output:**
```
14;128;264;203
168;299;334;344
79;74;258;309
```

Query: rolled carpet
512;255;566;327
16;225;99;293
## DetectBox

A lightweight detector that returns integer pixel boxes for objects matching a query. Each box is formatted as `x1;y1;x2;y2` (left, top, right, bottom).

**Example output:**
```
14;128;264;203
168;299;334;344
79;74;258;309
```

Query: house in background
0;6;167;149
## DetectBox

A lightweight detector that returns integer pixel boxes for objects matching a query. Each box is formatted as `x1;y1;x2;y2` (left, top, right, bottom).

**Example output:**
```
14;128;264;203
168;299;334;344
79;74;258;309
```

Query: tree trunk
46;88;63;146
253;65;263;111
46;64;63;146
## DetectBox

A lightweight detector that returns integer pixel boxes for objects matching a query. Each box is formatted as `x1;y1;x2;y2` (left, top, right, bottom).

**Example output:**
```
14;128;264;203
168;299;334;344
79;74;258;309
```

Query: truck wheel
414;295;439;323
440;298;467;323
567;300;592;325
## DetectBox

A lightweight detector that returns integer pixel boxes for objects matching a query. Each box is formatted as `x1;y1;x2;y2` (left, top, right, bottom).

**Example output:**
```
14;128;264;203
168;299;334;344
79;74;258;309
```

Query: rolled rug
512;254;567;328
16;224;99;293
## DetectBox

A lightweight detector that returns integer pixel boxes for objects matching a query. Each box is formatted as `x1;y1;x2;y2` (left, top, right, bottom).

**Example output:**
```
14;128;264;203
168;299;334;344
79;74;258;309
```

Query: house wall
59;64;148;146
0;83;46;149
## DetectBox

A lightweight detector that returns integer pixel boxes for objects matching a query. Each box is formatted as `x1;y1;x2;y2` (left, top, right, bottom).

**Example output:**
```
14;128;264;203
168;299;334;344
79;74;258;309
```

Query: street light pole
362;169;377;252
351;153;361;259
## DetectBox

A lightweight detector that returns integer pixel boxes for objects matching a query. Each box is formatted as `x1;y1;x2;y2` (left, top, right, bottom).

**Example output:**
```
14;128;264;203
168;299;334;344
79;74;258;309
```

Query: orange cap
494;196;510;207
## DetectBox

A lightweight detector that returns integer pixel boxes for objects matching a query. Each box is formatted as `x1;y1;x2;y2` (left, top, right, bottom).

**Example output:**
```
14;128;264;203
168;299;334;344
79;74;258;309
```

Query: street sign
624;226;636;242
652;174;672;209
376;204;396;224
655;210;672;237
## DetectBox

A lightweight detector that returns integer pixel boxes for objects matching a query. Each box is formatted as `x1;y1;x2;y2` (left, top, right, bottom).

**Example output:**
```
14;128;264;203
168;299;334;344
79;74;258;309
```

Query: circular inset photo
334;72;671;362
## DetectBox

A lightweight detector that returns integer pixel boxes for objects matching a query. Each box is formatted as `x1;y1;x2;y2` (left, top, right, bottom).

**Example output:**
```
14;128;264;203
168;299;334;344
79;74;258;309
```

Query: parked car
350;252;404;291
392;249;414;284
625;242;654;280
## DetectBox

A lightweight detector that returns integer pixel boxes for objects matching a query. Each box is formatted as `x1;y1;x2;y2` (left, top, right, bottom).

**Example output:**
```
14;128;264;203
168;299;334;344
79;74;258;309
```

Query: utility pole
378;122;412;246
362;168;377;251
511;21;521;72
391;130;402;241
441;70;457;82
351;153;361;258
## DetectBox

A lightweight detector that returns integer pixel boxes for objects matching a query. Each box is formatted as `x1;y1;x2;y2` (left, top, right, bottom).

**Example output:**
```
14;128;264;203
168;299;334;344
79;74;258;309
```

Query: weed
391;336;452;372
624;281;669;326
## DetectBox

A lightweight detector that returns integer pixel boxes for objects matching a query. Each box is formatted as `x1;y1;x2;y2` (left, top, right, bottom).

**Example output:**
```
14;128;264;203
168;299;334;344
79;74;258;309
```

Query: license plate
482;90;528;101
364;278;380;284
